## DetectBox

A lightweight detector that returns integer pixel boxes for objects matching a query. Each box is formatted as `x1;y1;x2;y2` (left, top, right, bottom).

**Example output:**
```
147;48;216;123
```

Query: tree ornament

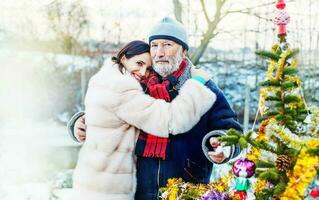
200;190;229;200
295;122;307;135
276;0;286;10
275;155;291;172
280;42;289;52
273;10;290;35
233;158;256;200
310;188;319;198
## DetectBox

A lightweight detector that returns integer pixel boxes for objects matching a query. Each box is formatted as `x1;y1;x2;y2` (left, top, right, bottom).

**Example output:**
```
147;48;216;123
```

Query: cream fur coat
71;63;216;200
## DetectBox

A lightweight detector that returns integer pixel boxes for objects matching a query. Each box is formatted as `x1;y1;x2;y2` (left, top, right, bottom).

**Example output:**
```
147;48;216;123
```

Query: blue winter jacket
134;80;243;200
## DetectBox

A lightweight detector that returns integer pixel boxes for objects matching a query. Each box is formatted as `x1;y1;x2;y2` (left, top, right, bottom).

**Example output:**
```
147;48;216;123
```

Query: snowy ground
0;120;80;200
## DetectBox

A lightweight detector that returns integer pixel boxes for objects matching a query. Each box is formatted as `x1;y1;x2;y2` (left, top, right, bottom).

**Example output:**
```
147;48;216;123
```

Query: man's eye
151;44;158;47
164;43;172;46
136;62;143;66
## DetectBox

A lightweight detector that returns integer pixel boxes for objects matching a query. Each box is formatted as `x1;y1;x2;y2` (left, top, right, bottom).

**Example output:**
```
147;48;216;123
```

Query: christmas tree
221;0;319;199
160;0;319;199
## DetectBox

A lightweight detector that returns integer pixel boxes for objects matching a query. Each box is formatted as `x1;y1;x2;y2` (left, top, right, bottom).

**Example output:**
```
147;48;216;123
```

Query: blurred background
0;0;318;199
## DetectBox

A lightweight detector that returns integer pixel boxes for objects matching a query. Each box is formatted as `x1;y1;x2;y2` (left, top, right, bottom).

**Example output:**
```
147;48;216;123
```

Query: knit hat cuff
149;35;189;50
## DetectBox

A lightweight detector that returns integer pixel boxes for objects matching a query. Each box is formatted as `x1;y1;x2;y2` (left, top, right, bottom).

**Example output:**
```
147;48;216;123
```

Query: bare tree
172;0;295;65
47;0;88;54
189;0;225;65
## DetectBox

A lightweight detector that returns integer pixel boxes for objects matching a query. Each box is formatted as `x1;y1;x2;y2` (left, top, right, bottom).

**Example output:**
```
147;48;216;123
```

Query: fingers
74;116;87;142
208;151;226;164
80;115;85;123
76;117;87;131
76;129;86;142
209;137;221;148
78;122;87;131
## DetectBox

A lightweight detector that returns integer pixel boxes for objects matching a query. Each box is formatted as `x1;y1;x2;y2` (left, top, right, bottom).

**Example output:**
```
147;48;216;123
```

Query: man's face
150;39;186;77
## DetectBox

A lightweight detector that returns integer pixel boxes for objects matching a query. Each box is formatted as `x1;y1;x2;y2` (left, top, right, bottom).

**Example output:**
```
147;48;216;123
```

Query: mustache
154;58;170;62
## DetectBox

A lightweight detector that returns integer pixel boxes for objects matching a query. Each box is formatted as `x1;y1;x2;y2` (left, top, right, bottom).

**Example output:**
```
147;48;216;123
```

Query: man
68;17;242;200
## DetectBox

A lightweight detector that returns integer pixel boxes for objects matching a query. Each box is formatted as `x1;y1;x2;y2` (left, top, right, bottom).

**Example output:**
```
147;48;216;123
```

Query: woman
71;41;216;200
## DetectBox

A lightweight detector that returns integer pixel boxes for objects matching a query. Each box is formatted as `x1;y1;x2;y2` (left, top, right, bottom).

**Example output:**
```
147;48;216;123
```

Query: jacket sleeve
114;79;217;137
202;80;243;163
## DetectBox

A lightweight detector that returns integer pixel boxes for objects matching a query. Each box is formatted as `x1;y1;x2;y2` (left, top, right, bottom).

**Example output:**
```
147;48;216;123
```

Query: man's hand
74;115;87;142
208;137;226;164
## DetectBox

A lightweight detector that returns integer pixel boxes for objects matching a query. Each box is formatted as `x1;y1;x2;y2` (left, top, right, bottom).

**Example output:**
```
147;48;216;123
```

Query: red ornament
273;10;290;35
234;191;247;200
278;25;287;36
273;11;290;25
310;188;319;198
276;0;286;10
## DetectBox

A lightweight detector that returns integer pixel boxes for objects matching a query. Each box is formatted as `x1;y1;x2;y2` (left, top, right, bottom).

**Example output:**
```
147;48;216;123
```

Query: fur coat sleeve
108;71;217;137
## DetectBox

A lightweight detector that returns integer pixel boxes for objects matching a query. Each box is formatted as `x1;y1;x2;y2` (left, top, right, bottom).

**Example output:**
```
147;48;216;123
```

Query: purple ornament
266;181;274;189
200;190;229;200
233;158;256;178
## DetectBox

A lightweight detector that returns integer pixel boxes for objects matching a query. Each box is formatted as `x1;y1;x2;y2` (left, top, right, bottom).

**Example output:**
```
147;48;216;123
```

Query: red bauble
310;188;319;198
234;191;247;200
276;0;286;9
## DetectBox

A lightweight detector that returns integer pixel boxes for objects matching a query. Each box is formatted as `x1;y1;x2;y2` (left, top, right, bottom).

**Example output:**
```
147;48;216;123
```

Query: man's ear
182;49;188;58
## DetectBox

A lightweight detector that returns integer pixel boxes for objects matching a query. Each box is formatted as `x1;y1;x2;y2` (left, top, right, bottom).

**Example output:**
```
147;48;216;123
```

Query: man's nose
155;46;165;58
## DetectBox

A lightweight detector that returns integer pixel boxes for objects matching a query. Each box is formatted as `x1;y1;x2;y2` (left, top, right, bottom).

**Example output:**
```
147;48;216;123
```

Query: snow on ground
0;120;80;200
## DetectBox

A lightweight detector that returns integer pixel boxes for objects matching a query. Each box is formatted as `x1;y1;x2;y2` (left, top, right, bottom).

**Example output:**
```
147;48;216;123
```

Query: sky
0;0;318;50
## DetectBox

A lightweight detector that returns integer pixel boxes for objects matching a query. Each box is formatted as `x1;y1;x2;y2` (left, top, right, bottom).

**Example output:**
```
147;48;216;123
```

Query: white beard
152;47;183;78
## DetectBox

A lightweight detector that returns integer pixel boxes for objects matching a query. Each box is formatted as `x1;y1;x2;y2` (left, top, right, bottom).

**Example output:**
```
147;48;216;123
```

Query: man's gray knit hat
149;17;189;50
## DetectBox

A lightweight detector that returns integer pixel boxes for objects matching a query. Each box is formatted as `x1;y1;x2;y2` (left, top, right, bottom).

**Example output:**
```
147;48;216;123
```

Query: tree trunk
173;0;183;23
190;0;225;65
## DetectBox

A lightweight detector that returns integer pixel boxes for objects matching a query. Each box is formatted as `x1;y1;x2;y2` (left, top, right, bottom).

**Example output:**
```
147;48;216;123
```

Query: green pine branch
255;160;275;168
285;49;299;60
261;80;281;87
307;148;319;157
265;96;281;101
256;50;280;61
283;67;298;76
284;95;300;103
258;168;280;184
273;182;287;196
282;81;298;90
265;111;280;117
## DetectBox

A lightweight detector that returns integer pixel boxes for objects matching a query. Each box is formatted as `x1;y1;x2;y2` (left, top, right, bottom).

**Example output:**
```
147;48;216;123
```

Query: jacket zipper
157;159;161;199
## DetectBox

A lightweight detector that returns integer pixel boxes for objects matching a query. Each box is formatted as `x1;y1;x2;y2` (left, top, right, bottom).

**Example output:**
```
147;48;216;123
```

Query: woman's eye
137;62;143;66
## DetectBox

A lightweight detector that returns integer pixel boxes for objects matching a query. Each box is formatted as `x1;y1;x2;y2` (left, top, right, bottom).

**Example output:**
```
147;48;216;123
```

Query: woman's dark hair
112;40;150;74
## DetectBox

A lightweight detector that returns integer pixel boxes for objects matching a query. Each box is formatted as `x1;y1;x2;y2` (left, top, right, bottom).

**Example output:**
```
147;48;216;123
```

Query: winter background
0;0;318;199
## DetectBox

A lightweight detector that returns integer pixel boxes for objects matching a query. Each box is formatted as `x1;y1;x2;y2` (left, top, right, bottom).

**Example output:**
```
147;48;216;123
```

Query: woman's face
121;52;152;81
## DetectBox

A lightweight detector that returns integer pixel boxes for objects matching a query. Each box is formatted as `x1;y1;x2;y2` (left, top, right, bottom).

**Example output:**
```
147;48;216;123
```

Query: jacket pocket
183;158;209;183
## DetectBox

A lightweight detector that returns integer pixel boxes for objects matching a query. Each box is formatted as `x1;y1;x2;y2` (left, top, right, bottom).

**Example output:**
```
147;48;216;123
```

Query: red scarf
138;59;187;159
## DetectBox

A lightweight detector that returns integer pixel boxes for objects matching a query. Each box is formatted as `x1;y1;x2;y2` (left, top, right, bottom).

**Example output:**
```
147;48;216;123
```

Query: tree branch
223;1;276;15
190;0;226;65
222;10;273;22
200;0;211;24
173;0;183;23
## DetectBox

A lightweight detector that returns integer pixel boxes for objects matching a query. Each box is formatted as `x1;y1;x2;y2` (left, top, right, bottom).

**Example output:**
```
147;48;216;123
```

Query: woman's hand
190;67;212;82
